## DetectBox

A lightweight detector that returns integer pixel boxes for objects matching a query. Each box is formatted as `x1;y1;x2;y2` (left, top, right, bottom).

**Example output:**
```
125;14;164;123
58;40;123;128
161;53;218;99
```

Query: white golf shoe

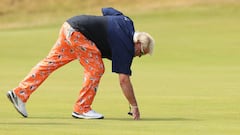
72;110;104;119
7;90;28;117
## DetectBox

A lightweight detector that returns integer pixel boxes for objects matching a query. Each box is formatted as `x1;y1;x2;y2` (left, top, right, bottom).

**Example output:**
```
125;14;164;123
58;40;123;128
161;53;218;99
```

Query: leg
70;32;105;114
12;23;76;102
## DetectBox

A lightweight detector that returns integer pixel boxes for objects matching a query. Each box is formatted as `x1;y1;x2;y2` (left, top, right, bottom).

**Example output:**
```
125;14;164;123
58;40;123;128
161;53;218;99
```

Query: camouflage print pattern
13;22;104;114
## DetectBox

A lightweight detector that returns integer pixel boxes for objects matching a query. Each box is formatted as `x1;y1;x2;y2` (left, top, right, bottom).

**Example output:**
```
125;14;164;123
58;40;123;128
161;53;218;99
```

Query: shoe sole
72;112;104;119
7;91;28;118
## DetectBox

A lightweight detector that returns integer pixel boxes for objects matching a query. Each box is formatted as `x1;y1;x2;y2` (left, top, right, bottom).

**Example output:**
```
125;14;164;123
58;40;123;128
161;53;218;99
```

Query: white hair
133;32;155;55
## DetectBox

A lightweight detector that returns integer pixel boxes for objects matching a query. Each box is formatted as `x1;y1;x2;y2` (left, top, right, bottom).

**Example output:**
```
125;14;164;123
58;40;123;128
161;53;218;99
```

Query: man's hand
131;106;140;120
128;105;140;120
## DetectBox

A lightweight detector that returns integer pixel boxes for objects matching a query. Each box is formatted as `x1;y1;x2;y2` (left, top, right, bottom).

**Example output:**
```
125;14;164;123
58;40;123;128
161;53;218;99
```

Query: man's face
134;41;148;57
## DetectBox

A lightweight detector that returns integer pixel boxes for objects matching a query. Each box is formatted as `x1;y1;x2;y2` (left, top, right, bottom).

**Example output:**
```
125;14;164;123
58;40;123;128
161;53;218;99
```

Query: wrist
131;105;138;109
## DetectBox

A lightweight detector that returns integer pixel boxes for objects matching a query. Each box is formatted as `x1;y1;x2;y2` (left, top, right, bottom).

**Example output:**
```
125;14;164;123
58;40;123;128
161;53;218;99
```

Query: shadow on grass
105;117;200;121
29;116;194;122
0;117;199;126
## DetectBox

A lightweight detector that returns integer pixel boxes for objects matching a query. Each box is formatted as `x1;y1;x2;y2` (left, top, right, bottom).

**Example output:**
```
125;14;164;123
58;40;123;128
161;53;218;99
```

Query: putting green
1;2;240;135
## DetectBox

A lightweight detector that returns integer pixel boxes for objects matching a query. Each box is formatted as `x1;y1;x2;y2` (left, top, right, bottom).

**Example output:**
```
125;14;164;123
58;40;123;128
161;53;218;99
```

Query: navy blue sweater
67;7;135;75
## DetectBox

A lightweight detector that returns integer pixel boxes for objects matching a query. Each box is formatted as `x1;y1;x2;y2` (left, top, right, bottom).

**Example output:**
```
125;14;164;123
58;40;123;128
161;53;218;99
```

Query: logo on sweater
124;17;130;21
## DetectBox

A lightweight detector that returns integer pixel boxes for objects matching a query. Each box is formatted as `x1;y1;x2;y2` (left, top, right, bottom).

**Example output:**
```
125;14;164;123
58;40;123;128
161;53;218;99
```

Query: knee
95;65;105;77
87;65;105;78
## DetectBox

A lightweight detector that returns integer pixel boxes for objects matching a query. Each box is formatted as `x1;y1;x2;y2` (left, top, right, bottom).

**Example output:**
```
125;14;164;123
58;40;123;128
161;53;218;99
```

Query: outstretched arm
118;73;140;120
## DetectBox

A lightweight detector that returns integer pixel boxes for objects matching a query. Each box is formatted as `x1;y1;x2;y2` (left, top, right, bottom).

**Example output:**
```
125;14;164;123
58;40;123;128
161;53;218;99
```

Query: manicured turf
1;4;240;135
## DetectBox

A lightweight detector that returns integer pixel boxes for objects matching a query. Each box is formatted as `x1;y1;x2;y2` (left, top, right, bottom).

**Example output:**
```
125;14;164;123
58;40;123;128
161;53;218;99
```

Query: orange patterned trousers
13;22;105;113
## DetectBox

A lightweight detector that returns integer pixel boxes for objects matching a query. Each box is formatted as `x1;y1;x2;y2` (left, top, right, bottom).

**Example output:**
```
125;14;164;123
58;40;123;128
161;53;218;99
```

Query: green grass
1;2;240;135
